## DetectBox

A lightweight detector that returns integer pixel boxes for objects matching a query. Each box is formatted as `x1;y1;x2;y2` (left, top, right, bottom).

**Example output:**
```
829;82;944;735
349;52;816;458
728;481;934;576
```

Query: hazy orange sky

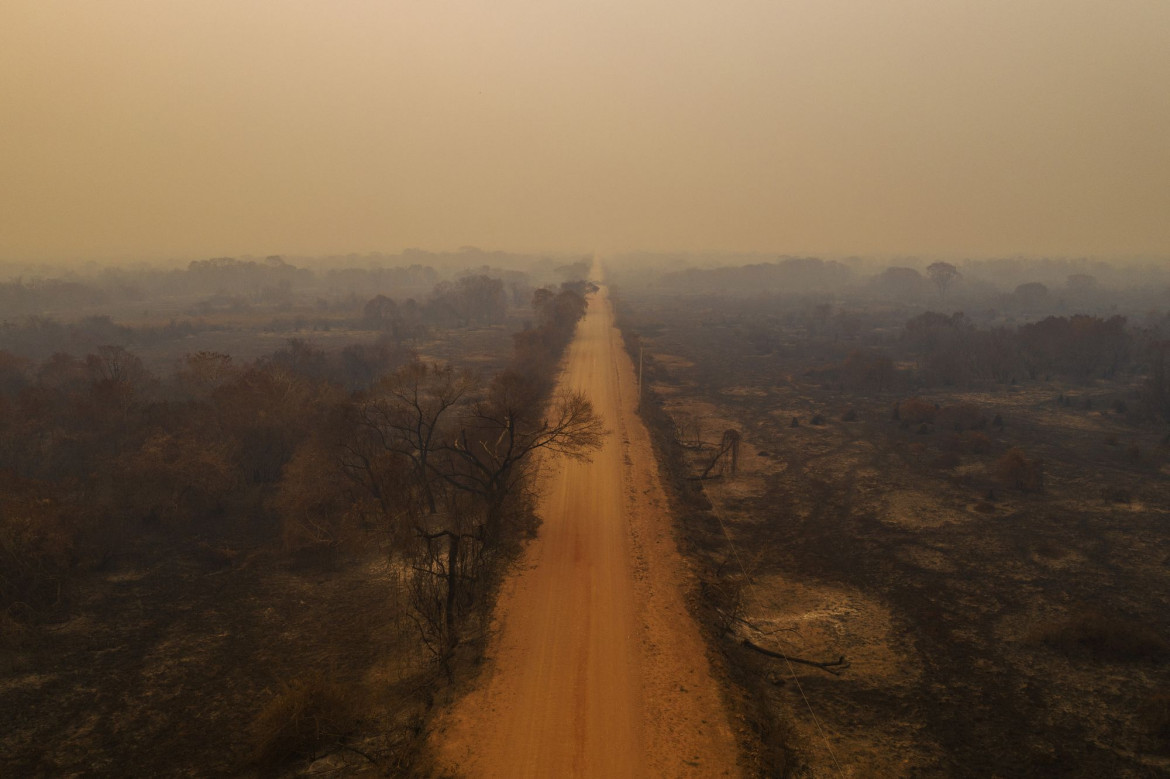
2;1;1168;263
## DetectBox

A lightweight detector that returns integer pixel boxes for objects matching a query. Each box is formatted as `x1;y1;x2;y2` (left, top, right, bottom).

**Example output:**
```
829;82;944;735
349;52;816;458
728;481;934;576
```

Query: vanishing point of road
434;275;741;777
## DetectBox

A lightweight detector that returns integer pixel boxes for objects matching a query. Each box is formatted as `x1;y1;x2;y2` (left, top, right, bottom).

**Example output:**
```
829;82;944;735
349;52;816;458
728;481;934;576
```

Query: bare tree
406;490;490;661
347;361;477;514
341;365;602;660
438;371;605;541
674;412;706;449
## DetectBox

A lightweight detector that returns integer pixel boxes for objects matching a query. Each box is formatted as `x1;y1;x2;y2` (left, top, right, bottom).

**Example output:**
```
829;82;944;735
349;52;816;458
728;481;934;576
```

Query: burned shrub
0;473;77;622
249;673;359;767
994;447;1044;492
937;402;987;431
899;397;938;425
963;431;994;454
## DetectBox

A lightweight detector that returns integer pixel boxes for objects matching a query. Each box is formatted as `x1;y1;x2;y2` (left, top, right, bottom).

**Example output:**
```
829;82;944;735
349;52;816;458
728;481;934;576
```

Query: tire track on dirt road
433;278;741;777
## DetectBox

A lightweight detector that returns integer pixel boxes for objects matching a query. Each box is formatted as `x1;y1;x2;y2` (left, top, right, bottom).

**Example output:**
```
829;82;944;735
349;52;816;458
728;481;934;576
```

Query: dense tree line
0;250;584;320
904;312;1134;385
659;257;853;294
0;272;533;363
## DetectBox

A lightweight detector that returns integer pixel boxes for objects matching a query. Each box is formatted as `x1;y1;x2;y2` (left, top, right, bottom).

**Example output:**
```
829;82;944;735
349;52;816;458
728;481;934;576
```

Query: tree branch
740;639;850;675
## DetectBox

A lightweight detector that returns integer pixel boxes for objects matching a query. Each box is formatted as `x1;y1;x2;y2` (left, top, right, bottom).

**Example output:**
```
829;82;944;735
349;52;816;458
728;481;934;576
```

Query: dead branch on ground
741;638;851;675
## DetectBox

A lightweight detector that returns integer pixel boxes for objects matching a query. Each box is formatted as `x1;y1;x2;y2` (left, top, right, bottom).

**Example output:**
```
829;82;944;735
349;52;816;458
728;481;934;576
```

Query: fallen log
741;639;850;676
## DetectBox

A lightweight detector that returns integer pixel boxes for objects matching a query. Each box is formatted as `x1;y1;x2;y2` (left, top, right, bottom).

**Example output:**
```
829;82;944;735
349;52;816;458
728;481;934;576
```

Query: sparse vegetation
612;257;1170;777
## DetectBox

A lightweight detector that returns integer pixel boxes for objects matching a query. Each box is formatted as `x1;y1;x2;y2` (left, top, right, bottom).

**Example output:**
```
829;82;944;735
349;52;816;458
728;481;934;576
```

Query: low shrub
963;431;994;454
899;397;937;425
995;447;1044;492
0;472;76;622
249;673;360;767
937;402;987;431
271;440;359;553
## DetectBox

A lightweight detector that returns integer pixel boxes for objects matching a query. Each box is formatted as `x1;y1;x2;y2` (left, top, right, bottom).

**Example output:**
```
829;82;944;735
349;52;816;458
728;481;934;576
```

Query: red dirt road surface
434;283;741;777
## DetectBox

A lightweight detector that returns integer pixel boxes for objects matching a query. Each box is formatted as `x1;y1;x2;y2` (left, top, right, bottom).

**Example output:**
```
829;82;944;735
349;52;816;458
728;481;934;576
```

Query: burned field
1;257;595;776
0;312;513;776
3;543;426;776
618;290;1170;776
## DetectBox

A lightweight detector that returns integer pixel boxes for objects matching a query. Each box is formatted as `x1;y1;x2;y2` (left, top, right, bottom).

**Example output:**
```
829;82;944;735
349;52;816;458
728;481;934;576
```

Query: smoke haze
2;1;1168;262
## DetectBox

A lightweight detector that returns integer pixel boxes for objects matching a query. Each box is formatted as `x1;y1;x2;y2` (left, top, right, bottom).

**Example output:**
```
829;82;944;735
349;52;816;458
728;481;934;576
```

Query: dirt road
434;283;741;777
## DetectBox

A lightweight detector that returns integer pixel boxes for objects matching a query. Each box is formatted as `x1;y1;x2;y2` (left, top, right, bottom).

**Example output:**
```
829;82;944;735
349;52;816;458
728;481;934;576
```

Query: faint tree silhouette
926;261;961;297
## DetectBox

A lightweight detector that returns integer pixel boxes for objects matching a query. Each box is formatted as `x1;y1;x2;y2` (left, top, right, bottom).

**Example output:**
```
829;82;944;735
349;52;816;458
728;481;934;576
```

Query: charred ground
0;254;596;776
613;258;1170;776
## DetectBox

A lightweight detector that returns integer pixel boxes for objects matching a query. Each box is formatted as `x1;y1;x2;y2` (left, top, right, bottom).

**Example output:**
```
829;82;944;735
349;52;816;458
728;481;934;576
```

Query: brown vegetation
249;673;361;768
613;273;1170;777
994;447;1045;492
0;262;599;774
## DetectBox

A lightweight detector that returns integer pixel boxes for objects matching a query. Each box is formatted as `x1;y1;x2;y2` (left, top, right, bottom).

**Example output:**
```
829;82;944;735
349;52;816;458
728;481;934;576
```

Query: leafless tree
438;371;605;542
346;361;477;514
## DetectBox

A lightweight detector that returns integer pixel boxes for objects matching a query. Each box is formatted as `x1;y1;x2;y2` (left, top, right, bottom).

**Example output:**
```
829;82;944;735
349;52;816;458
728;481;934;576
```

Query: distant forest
0;252;592;363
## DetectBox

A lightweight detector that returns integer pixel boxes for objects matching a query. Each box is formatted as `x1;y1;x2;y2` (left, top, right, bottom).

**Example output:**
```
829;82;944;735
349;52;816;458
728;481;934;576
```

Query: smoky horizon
2;1;1168;264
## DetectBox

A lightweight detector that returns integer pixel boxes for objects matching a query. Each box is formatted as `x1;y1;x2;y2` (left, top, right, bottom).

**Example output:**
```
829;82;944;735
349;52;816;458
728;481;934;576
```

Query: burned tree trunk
695;429;741;479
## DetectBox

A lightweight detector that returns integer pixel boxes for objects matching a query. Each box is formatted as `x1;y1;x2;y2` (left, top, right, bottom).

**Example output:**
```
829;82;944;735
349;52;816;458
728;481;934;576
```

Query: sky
1;1;1168;263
